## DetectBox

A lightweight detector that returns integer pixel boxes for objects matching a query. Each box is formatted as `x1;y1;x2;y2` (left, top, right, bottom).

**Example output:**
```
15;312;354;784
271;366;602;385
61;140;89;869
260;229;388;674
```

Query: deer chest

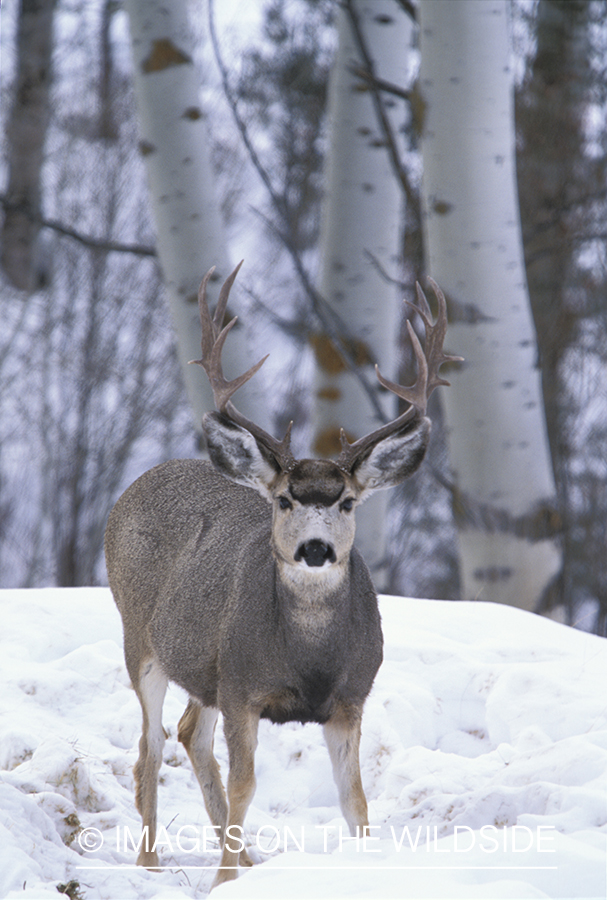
259;665;339;725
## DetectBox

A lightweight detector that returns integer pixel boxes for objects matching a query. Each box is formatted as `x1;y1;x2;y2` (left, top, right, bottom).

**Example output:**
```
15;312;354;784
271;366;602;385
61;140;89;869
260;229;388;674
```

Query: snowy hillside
0;588;605;900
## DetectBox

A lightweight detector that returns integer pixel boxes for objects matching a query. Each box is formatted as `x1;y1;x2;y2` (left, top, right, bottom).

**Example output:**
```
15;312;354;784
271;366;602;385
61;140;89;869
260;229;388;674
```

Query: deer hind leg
132;656;168;869
211;706;260;888
323;706;369;834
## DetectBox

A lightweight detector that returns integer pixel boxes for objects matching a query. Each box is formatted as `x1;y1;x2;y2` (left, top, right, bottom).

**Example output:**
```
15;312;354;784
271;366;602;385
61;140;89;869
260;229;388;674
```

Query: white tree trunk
126;0;265;430
314;0;414;587
418;0;561;609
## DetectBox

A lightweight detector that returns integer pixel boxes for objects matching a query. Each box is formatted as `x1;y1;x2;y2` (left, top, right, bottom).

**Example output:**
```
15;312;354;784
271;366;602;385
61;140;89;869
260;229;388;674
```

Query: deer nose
294;539;337;567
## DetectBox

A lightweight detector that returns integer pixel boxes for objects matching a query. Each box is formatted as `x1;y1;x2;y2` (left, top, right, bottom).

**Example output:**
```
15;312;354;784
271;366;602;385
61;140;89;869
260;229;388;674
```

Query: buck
105;262;458;887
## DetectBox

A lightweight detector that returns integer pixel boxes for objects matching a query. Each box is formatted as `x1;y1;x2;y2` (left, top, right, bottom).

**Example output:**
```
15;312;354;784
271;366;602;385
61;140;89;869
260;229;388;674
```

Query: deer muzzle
294;539;337;567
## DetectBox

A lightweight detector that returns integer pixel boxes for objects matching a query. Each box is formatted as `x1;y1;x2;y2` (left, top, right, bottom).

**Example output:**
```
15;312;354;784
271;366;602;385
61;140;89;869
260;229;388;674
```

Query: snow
0;588;605;900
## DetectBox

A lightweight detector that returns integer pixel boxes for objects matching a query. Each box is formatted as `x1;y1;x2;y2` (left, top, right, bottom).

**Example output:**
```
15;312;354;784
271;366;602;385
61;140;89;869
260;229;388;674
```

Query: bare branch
364;250;408;290
348;65;411;101
249;207;388;422
208;0;284;219
0;195;156;258
343;0;417;207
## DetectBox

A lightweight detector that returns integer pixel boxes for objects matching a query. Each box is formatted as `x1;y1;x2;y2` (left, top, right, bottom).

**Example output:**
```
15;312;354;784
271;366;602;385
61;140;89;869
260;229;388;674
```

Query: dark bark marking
453;488;562;542
310;333;374;376
142;39;192;74
473;566;513;583
314;427;355;459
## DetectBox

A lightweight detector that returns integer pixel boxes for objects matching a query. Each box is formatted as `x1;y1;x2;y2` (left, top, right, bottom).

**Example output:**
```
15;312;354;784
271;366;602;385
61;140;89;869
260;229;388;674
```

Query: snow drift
0;588;605;899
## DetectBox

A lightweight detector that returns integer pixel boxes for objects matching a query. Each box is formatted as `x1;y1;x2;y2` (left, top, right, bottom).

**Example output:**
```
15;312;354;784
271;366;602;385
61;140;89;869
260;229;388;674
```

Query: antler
190;262;296;471
336;279;462;472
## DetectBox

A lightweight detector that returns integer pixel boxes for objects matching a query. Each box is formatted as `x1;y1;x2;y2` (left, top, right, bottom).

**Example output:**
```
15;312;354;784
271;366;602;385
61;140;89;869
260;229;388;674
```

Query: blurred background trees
418;0;561;611
1;0;605;634
515;0;607;631
0;0;192;586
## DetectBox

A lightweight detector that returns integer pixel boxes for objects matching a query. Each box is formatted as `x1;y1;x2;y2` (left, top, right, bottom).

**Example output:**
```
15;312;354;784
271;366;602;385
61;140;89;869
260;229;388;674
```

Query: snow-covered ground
0;588;605;900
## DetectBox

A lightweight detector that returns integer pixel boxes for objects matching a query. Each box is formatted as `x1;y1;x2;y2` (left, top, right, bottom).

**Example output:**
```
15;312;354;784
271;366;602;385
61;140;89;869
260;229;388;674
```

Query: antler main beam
336;280;461;472
192;264;459;477
190;263;296;471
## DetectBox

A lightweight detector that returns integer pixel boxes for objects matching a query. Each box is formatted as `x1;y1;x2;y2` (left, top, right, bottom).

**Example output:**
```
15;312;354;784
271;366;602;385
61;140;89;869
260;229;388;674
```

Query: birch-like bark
418;0;561;609
314;0;414;586
126;0;265;430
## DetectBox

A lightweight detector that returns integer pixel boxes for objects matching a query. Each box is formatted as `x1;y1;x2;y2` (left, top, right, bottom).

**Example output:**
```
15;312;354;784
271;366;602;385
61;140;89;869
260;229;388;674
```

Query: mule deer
105;262;458;887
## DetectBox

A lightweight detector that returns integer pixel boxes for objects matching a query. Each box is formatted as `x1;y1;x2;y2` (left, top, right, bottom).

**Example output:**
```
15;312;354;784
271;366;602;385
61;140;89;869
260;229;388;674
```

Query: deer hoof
211;866;238;890
239;847;254;867
137;849;160;871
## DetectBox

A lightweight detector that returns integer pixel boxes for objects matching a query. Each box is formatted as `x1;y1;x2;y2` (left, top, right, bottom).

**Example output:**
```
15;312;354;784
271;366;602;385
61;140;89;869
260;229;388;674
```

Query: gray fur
105;412;430;888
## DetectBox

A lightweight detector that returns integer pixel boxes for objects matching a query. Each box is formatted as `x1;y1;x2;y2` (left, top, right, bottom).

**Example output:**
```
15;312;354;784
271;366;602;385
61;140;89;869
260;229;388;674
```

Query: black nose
294;540;337;567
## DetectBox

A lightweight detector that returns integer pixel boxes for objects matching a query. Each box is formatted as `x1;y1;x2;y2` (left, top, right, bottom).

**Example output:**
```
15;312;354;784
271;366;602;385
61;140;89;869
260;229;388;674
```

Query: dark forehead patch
288;460;346;505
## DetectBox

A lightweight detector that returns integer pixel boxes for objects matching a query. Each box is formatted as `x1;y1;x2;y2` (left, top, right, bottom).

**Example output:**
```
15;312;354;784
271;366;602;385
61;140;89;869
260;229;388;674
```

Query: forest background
1;0;606;634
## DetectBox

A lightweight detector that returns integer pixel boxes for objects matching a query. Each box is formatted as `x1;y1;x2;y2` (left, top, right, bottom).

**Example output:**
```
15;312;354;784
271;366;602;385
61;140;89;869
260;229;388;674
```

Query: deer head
191;262;459;580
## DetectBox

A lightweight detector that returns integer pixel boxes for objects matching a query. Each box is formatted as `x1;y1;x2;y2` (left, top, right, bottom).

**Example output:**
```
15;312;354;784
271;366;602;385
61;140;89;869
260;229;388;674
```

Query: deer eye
340;497;355;512
278;496;293;511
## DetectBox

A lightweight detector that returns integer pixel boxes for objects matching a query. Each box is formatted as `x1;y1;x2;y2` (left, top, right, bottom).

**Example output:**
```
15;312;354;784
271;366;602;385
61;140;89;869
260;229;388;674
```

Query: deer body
105;264;459;887
107;458;382;722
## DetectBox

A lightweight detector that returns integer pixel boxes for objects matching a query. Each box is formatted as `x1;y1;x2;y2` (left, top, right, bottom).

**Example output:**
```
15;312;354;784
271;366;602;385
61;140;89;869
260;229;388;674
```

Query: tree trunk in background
518;0;588;475
516;0;593;619
313;0;414;587
1;0;58;291
418;0;561;610
126;0;266;431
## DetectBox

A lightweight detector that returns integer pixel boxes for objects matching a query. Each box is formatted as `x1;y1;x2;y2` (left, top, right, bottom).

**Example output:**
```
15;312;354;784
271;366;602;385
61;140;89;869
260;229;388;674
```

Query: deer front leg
323;705;369;834
177;700;254;869
211;707;259;889
133;657;168;869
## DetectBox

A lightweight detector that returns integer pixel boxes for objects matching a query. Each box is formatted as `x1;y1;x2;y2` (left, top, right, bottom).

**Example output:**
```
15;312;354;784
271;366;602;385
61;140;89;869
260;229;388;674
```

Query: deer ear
203;412;278;498
352;417;431;499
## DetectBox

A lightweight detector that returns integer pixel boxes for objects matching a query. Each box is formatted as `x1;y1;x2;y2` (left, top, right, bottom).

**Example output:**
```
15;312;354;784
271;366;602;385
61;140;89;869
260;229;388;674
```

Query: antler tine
213;258;244;335
195;266;218;361
191;263;296;471
336;320;427;472
191;262;260;411
336;277;461;473
205;316;269;412
413;279;463;397
375;321;429;415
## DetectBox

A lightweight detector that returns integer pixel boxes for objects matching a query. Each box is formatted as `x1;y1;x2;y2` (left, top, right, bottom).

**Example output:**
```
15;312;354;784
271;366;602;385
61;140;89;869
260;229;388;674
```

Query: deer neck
275;557;351;638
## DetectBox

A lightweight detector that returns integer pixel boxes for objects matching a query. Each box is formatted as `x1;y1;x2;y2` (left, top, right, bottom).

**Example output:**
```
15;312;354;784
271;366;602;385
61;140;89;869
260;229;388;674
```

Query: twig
343;0;416;208
0;195;156;257
241;284;308;341
348;65;411;101
364;250;409;291
208;0;284;219
250;208;388;421
41;216;156;257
